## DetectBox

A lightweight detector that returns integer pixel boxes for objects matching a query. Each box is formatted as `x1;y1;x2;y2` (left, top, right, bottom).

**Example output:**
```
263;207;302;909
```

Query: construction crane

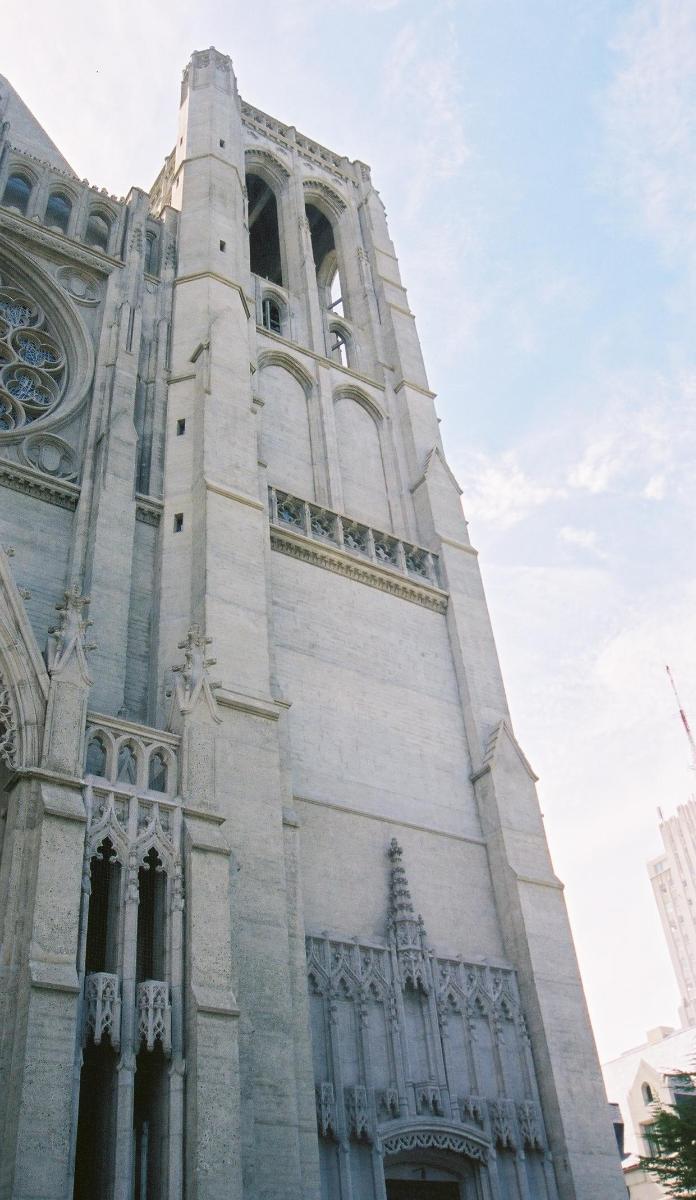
666;664;696;771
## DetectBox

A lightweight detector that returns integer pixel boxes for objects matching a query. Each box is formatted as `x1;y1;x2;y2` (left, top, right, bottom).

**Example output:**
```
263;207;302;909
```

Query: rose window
0;283;65;432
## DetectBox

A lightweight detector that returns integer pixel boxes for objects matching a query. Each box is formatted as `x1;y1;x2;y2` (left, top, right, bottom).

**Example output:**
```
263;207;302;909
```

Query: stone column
9;589;93;1200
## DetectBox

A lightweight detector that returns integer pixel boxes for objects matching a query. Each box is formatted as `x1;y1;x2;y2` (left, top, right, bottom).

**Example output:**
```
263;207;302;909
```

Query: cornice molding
270;525;448;613
0;209;121;274
0;457;80;510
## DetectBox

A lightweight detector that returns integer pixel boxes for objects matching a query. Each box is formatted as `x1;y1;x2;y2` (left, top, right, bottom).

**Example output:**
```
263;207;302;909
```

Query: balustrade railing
268;488;441;588
83;971;121;1051
137;979;172;1055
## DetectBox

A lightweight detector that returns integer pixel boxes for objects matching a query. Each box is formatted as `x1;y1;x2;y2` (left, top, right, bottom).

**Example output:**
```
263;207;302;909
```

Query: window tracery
0;278;66;432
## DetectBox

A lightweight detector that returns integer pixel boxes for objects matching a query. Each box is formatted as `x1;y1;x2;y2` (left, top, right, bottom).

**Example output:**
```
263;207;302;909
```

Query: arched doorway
381;1126;487;1200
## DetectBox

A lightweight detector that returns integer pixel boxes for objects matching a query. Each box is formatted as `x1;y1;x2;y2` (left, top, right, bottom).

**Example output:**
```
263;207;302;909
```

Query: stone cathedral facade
0;49;623;1200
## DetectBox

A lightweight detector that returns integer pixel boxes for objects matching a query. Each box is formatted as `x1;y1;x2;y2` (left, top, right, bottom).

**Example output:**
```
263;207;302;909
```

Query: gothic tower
0;49;624;1200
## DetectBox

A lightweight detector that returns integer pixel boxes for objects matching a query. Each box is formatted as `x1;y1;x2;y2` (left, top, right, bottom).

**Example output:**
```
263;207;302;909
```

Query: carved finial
170;623;222;723
387;838;429;992
46;585;96;685
388;838;415;919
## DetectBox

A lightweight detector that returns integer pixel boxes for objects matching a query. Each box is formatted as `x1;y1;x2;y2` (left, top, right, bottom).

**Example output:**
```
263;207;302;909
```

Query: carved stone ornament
387;838;429;992
46;585;95;684
55;266;100;306
0;676;18;769
316;1082;337;1138
488;1099;517;1149
345;1085;370;1140
137;979;172;1055
83;971;121;1051
380;1126;488;1165
170;623;222;723
518;1099;544;1150
19;432;77;480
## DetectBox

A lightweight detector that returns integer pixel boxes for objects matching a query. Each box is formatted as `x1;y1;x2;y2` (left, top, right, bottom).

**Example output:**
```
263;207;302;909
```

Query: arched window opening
306;203;347;321
86;735;108;778
330;327;349;369
117;743;138;786
642;1082;655;1105
137;847;166;982
246;173;283;286
44;191;72;234
148;752;168;793
73;1040;118;1200
85;211;111;253
328;267;344;317
2;173;32;215
145;231;159;275
133;1041;168;1200
85;840;121;974
262;297;282;335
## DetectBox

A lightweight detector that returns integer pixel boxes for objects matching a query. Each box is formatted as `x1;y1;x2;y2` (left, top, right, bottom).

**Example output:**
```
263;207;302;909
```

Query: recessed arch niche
258;351;316;500
334;387;390;530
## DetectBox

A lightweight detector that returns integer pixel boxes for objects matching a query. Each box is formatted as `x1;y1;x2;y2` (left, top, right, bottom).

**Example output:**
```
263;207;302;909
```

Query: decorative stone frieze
137;979;172;1054
0;455;80;509
380;1126;488;1164
269;487;447;613
83;972;121;1051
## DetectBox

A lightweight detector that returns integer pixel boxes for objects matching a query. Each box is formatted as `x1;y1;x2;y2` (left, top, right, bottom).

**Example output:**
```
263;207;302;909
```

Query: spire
666;665;696;772
387;839;428;992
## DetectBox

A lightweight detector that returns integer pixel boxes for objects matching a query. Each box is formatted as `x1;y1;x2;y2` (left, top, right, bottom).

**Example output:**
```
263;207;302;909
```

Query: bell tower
0;47;626;1200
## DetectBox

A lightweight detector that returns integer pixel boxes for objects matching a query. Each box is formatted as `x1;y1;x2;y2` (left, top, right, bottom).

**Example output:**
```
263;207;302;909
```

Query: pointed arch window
144;231;159;275
2;173;32;216
246;173;283;286
116;743;138;785
262;296;282;335
305;203;346;318
45;191;72;234
85;210;111;253
148;751;168;794
329;325;351;369
86;734;108;778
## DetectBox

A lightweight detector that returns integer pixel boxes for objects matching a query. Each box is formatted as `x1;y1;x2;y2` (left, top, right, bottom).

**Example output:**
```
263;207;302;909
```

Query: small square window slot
219;138;225;148
176;418;186;436
219;240;226;252
174;513;184;533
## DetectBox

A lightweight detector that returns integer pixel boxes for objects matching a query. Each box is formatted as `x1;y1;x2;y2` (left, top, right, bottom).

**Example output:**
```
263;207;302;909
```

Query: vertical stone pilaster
9;590;93;1200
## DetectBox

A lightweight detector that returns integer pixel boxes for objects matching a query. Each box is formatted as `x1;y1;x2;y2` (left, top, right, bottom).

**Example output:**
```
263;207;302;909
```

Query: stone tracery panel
0;280;66;431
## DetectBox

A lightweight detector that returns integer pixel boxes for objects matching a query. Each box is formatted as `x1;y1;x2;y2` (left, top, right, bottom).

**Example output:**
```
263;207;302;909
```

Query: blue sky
5;0;696;1063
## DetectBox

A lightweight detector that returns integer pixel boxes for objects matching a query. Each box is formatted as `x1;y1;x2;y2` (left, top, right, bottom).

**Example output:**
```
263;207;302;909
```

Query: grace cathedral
0;48;624;1200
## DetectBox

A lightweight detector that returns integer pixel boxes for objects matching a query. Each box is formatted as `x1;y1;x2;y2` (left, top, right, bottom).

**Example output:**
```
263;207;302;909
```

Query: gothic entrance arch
381;1125;488;1200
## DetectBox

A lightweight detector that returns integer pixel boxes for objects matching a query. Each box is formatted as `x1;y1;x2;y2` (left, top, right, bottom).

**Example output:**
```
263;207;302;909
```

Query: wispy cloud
458;449;565;530
559;525;607;558
603;0;696;271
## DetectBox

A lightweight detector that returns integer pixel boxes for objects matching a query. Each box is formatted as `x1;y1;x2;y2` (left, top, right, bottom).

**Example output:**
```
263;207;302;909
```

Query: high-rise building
0;49;624;1200
649;802;696;1027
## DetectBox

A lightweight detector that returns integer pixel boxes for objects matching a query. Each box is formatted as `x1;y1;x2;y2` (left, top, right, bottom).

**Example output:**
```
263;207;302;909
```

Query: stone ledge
270;525;449;613
0;458;80;510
